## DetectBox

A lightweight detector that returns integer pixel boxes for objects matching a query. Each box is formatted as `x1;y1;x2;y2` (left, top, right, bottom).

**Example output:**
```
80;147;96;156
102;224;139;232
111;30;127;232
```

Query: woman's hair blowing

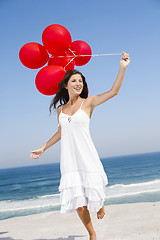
49;69;88;115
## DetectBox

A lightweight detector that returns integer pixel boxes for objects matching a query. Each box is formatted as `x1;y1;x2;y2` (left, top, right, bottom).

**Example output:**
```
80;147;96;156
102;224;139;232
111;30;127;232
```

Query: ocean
0;151;160;221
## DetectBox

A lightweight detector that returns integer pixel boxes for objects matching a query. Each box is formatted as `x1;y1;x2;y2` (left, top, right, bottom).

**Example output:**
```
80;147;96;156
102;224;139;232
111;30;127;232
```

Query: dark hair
49;69;88;115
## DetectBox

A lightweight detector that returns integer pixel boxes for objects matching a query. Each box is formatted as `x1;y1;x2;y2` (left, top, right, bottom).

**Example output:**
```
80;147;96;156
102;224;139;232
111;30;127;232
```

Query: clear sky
0;0;160;169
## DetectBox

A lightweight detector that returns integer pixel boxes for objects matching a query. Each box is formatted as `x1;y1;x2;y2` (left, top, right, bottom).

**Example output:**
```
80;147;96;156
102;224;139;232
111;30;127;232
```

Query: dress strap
58;105;63;127
80;100;85;109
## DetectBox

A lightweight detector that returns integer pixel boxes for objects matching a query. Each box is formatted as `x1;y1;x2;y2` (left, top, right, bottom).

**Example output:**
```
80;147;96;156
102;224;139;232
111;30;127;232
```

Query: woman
30;51;130;240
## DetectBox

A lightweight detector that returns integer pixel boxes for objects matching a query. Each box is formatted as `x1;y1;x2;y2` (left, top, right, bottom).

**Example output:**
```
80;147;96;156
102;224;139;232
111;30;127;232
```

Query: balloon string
57;53;122;58
64;57;76;71
61;52;122;71
68;48;77;57
85;53;122;57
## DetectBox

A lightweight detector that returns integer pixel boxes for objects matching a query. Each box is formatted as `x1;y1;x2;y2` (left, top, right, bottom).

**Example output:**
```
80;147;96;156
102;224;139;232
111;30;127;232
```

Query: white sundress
58;99;108;214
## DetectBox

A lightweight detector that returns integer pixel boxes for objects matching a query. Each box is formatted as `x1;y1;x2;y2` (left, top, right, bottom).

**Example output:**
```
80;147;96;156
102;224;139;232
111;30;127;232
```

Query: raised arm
90;51;130;108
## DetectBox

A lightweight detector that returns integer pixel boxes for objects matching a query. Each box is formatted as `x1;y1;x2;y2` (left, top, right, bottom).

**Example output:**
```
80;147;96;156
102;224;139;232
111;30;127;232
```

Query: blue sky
0;0;160;169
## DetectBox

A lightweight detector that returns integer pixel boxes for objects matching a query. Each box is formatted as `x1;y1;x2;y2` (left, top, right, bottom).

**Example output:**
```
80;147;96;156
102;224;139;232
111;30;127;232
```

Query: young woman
30;51;130;240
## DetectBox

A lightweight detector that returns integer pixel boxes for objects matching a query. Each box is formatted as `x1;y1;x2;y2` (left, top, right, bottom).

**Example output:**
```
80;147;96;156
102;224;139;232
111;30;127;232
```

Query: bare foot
97;204;105;219
90;232;97;240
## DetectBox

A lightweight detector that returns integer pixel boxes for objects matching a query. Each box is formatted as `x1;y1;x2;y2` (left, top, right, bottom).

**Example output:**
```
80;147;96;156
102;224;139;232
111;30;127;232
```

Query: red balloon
35;65;66;95
48;53;75;71
19;42;49;69
69;40;92;66
42;24;72;55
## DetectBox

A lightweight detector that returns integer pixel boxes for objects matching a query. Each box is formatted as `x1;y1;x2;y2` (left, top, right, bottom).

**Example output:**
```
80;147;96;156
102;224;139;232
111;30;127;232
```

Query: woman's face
65;73;83;96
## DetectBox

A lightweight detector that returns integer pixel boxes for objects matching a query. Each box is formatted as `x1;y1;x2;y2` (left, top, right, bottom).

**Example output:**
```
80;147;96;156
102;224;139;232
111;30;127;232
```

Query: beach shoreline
0;201;159;240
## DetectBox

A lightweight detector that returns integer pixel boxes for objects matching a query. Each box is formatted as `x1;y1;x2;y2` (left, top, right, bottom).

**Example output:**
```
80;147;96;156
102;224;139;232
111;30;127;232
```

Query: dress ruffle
59;171;108;214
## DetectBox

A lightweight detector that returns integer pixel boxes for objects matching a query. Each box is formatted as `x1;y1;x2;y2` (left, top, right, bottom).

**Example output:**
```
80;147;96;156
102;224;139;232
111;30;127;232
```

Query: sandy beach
0;202;159;240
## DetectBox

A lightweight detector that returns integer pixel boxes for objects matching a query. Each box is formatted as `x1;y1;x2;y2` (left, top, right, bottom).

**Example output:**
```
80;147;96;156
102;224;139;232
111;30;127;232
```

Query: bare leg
97;202;105;219
76;206;97;240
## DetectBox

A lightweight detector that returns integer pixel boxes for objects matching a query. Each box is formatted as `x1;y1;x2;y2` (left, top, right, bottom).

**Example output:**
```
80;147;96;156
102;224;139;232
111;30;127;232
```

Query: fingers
122;51;129;59
122;51;129;56
30;152;40;159
33;155;40;159
122;52;129;57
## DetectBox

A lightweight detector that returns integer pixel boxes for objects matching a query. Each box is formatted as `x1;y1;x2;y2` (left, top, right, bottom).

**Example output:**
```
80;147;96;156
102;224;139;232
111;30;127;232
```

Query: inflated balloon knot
64;56;76;71
68;48;77;57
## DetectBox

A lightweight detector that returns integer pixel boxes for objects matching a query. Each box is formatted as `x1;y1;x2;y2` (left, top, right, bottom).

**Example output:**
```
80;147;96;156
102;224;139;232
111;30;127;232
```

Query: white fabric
58;99;108;214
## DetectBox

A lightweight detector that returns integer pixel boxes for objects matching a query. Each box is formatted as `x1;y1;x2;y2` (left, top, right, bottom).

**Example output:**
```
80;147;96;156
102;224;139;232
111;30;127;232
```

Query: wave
0;179;160;213
0;194;60;212
105;179;160;198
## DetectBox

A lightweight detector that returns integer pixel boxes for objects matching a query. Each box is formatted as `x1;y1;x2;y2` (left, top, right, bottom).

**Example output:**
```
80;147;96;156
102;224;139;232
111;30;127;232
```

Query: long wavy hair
49;69;88;116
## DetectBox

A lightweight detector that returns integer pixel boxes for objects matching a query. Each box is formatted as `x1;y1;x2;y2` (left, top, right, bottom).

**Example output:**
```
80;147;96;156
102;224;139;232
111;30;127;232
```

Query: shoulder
57;105;62;115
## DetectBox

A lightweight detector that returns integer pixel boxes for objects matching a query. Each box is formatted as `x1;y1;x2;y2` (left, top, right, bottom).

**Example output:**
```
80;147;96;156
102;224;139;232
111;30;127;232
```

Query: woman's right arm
30;106;61;159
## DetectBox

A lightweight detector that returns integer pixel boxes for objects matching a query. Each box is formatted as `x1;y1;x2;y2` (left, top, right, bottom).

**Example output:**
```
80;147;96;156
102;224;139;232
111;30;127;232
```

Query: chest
59;109;90;128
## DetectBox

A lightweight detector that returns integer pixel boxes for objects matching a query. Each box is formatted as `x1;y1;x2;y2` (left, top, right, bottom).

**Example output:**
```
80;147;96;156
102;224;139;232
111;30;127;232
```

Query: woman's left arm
90;51;130;108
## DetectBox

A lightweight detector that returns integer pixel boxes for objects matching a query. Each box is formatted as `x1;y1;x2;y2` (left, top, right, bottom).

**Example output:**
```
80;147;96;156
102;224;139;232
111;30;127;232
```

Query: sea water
0;152;160;220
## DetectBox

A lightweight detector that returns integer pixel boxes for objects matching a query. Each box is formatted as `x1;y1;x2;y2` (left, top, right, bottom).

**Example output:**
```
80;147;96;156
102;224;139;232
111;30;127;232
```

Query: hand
120;51;130;69
30;148;44;159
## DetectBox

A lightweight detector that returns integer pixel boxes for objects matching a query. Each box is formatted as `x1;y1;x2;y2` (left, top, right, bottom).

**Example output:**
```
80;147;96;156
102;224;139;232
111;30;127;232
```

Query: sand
0;202;159;240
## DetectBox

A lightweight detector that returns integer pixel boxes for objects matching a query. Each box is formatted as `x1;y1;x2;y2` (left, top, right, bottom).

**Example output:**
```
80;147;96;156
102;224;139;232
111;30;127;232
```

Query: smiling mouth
74;88;81;91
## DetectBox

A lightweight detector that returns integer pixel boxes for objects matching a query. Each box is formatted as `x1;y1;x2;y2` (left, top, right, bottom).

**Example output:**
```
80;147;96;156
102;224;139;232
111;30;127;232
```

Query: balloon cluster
19;24;92;95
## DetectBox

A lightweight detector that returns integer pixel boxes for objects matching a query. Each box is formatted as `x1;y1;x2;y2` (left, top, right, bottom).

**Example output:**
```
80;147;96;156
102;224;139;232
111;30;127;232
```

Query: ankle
89;231;97;240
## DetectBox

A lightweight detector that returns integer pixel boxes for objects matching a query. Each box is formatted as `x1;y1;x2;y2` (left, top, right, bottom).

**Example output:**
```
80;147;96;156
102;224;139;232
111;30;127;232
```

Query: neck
69;96;81;105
